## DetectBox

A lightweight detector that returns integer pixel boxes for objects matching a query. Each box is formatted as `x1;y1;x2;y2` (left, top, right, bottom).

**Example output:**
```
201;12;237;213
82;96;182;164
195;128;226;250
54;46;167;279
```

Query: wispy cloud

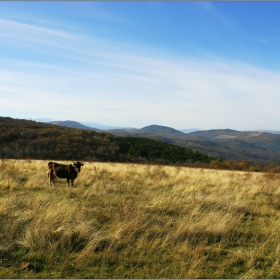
193;2;236;31
0;18;79;51
1;17;280;130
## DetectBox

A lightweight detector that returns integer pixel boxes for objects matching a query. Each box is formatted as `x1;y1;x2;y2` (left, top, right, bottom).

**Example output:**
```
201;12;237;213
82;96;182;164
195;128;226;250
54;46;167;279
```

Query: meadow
1;159;280;278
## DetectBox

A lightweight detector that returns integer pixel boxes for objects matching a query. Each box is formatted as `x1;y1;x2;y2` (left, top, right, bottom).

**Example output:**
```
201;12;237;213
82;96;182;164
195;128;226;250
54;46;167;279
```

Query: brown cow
48;161;84;187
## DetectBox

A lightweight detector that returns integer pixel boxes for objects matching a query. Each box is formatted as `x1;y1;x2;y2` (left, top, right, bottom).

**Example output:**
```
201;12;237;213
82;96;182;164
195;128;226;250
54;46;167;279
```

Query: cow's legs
52;175;55;186
67;175;75;187
48;171;55;186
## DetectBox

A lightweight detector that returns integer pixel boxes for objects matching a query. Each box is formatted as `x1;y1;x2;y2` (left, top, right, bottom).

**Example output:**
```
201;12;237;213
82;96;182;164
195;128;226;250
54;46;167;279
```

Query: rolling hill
139;125;185;136
5;117;280;163
48;120;100;131
0;117;215;165
108;126;280;163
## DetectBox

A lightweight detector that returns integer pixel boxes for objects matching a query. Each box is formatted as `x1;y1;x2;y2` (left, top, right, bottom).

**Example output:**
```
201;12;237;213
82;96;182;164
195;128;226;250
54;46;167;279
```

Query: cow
48;161;84;187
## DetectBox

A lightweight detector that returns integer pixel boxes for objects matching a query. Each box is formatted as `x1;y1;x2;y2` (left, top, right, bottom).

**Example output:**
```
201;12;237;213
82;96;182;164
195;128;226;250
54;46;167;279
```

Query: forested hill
0;117;215;165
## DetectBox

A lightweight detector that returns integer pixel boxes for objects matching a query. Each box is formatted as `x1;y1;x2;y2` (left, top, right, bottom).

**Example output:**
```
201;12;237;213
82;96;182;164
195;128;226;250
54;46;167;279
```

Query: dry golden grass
1;159;280;278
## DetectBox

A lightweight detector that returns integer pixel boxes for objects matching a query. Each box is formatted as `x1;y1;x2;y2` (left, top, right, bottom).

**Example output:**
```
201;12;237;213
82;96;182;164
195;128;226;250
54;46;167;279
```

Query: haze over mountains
45;120;280;163
42;119;280;135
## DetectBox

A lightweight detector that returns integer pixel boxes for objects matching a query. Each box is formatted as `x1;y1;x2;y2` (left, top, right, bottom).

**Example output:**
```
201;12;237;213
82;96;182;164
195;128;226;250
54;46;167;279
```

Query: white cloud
0;19;77;44
1;17;280;130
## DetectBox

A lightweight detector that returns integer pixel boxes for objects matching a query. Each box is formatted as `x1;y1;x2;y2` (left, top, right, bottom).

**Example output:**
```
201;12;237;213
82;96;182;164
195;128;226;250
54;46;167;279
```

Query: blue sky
1;2;280;130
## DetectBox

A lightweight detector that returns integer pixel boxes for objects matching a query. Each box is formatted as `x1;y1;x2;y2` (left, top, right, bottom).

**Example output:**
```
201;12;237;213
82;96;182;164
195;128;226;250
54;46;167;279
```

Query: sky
1;2;280;131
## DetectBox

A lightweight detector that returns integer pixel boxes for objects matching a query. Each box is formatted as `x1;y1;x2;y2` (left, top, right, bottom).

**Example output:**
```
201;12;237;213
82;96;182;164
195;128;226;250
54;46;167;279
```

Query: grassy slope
1;160;280;278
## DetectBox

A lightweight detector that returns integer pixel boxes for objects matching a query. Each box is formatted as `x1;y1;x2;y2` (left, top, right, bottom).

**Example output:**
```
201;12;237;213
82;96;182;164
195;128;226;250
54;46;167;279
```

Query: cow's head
72;161;84;172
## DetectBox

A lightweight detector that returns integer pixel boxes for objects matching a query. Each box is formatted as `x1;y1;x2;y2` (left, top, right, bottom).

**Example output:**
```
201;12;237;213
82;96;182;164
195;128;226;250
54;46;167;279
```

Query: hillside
109;127;280;163
0;117;215;165
190;129;280;150
187;129;280;160
46;120;280;163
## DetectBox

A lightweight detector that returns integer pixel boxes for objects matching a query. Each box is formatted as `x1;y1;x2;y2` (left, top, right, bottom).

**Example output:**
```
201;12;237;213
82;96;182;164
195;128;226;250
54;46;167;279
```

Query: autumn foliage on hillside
0;117;215;165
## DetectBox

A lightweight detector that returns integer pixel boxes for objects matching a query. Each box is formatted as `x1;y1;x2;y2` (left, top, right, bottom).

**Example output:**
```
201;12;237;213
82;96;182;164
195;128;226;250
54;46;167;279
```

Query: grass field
1;159;280;278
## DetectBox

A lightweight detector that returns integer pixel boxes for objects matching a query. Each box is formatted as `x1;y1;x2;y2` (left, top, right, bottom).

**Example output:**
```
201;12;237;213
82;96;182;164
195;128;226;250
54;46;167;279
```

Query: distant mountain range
34;119;135;131
42;120;280;163
41;119;280;135
48;120;101;131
